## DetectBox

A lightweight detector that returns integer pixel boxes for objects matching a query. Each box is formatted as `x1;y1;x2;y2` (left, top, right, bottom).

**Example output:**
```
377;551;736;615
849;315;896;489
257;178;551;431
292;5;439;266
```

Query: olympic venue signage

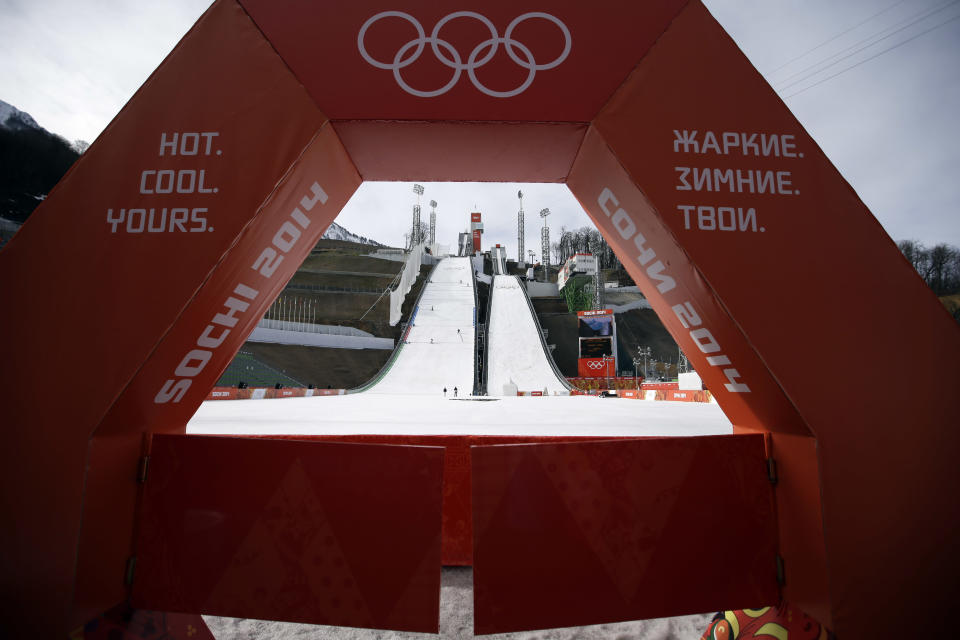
0;1;957;638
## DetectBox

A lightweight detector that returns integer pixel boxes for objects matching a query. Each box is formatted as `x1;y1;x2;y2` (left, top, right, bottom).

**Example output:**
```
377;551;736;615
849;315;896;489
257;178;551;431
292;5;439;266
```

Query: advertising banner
577;357;615;378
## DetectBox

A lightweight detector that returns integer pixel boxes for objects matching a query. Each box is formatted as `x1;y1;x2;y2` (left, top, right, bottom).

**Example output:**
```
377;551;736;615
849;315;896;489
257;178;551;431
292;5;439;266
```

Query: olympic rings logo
357;11;571;98
586;361;605;370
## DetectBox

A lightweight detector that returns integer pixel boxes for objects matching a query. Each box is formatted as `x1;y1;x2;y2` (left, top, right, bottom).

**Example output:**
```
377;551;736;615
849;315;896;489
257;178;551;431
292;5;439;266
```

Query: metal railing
471;261;482;396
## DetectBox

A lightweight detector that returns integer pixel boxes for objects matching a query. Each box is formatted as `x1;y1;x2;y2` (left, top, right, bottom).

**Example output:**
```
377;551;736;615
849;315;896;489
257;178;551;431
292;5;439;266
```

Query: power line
784;12;960;98
769;0;905;75
776;0;960;91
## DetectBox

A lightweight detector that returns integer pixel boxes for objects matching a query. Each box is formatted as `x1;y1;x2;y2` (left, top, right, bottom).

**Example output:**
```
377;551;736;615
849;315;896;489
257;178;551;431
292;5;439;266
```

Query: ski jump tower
470;211;483;253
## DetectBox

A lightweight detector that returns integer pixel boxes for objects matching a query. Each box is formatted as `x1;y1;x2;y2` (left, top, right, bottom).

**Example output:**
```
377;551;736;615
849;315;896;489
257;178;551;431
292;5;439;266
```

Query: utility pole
429;199;437;246
637;346;652;379
593;269;604;310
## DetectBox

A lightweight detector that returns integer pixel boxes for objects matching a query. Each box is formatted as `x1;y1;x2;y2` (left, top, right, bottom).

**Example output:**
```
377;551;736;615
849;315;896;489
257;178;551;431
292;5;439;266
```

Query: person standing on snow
453;386;458;397
443;387;447;397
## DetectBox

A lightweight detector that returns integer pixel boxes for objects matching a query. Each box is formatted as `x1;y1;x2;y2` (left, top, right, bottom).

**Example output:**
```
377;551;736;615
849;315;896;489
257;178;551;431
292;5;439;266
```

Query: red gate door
132;435;444;633
472;434;778;634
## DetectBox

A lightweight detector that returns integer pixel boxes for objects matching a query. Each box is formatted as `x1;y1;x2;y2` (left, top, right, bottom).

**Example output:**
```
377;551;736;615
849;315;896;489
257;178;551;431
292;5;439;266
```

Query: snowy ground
203;567;714;640
366;257;475;395
486;276;568;397
186;394;732;437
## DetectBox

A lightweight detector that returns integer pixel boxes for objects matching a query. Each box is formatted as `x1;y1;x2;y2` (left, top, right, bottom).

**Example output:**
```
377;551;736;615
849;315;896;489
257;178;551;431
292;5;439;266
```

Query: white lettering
701;131;721;154
673;130;699;153
179;133;200;156
107;208;124;233
722;132;740;155
776;171;793;194
299;181;328;212
154;379;191;403
159;132;178;157
190;208;208;232
139;170;156;194
126;209;146;233
175;349;211;377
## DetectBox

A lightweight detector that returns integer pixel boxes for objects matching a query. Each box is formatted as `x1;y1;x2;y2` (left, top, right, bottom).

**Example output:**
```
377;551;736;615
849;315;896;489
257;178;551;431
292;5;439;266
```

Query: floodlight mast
517;190;525;264
539;207;550;282
429;199;437;246
593;269;604;310
411;183;424;248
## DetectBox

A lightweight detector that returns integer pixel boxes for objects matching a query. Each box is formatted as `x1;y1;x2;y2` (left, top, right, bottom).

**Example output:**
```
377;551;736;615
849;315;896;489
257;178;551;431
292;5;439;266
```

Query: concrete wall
248;327;393;350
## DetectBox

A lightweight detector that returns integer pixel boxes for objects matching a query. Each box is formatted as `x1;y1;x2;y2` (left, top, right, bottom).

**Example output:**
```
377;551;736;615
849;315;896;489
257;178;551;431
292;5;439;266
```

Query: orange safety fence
204;386;344;400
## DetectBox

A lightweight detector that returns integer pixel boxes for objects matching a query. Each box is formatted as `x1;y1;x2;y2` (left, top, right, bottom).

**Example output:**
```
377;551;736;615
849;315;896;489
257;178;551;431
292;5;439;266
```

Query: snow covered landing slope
364;256;475;395
487;275;568;396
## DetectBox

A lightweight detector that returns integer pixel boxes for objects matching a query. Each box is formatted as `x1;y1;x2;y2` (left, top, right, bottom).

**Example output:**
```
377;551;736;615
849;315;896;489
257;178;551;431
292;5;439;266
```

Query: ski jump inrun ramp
363;258;568;396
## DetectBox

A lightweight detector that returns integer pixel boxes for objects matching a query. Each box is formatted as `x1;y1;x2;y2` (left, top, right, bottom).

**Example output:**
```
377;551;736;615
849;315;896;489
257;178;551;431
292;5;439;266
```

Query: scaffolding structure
411;183;424;248
539;208;551;280
517;190;525;264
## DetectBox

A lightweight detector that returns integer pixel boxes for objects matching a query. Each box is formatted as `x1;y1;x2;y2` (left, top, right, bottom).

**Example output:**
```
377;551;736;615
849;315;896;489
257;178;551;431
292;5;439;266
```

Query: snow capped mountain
322;221;383;246
0;99;88;152
0;99;40;131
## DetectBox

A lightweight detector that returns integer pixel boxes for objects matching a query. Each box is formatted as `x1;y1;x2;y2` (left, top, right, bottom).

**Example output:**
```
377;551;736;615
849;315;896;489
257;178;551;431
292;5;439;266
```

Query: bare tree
897;240;960;296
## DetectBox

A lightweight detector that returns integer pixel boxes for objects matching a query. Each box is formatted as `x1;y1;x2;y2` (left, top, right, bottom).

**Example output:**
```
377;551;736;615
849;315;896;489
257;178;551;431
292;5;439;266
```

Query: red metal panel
472;434;778;634
333;121;586;182
239;0;687;122
132;435;444;633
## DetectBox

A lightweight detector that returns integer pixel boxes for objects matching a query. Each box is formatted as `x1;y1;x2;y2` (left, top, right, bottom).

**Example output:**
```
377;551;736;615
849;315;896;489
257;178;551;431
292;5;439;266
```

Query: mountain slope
322;221;382;246
0;99;80;224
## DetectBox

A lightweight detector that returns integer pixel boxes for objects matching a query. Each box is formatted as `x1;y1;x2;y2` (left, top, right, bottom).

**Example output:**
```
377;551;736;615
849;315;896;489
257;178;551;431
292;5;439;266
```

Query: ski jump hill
486;275;570;396
360;257;571;398
363;256;476;395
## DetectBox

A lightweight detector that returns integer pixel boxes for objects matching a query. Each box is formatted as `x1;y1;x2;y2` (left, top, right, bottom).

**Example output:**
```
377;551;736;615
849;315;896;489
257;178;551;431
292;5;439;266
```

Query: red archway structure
1;1;957;637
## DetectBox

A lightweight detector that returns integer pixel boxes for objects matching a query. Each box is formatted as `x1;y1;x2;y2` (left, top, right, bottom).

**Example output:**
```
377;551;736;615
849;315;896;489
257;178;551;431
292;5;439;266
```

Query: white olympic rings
357;11;571;98
586;361;604;370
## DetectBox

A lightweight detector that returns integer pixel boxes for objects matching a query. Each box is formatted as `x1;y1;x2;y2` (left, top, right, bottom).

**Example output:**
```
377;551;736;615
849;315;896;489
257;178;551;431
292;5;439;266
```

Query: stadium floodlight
517;190;525;264
411;184;424;247
539;208;551;279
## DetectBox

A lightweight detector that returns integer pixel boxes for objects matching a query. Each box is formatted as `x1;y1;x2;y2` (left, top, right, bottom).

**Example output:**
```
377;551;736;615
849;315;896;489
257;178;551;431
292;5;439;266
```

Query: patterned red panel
472;434;778;634
132;435;443;632
250;434;623;565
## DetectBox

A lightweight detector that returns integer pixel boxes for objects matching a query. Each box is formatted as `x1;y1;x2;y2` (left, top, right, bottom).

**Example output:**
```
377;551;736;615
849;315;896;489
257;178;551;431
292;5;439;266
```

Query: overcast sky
1;0;958;254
